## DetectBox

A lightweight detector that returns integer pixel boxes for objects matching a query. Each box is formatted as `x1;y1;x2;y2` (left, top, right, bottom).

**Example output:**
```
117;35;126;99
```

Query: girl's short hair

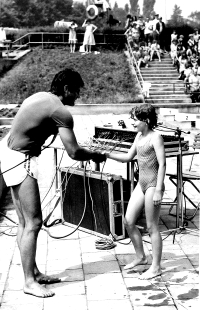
130;104;158;129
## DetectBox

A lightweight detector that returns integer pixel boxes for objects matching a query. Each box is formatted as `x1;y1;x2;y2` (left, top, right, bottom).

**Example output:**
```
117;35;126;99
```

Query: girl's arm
82;20;87;27
92;25;98;32
153;133;166;190
105;133;140;162
152;133;166;204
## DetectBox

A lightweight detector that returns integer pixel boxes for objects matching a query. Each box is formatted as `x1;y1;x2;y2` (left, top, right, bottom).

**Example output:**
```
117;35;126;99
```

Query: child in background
171;30;177;42
170;39;178;66
178;53;188;79
68;20;78;53
125;25;134;48
150;40;161;62
82;19;97;53
138;50;150;68
105;104;166;280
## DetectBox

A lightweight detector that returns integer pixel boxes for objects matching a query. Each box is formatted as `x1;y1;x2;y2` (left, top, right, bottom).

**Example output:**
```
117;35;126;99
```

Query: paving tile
167;284;199;300
47;268;84;282
82;251;116;264
124;277;174;307
161;249;186;260
85;273;129;300
87;299;133;310
161;258;195;273
46;280;85;296
134;306;177;310
161;270;199;285
43;294;87;310
46;257;82;272
1;290;44;305
83;260;120;274
0;303;44;310
174;298;200;310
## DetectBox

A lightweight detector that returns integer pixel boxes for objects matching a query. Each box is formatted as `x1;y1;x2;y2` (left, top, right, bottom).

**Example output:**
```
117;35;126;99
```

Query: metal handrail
125;41;145;103
11;32;125;49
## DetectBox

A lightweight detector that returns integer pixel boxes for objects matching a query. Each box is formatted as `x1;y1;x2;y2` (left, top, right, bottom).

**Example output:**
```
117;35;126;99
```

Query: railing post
42;33;43;49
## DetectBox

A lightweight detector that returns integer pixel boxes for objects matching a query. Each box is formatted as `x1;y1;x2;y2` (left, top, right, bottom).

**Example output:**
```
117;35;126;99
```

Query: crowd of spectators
124;13;166;69
124;13;200;103
169;29;200;102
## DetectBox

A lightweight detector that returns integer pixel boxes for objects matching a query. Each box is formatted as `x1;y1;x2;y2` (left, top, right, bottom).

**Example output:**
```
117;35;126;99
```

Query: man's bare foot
124;257;148;270
36;272;61;284
138;267;162;280
24;281;55;298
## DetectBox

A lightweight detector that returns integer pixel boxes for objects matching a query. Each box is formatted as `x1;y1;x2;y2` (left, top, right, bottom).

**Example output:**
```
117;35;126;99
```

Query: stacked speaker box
60;167;125;240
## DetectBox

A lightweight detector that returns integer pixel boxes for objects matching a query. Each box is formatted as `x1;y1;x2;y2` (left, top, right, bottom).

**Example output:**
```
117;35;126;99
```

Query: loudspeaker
60;167;125;240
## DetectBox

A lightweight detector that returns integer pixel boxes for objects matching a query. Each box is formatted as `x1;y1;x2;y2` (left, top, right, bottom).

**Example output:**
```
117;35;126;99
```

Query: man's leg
11;175;55;297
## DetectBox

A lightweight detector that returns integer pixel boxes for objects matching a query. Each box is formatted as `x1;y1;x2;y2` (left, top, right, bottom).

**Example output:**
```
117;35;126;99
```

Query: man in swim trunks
0;68;106;298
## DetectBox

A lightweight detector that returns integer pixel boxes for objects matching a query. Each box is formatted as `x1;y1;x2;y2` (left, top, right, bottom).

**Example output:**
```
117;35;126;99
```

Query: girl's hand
153;190;162;207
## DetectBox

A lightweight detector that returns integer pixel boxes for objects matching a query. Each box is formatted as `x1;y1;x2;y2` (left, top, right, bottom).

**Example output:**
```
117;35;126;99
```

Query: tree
0;0;19;27
168;5;184;27
129;0;139;16
143;0;155;18
188;11;200;24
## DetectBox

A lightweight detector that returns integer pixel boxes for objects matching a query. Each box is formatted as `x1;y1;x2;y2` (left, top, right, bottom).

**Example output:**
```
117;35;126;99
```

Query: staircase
140;53;192;105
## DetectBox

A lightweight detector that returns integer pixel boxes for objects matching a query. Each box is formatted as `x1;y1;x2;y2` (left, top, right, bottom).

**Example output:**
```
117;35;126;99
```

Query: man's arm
58;127;105;162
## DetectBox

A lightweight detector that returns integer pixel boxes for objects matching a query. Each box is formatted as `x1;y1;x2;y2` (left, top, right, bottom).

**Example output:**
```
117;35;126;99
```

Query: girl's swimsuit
136;134;165;194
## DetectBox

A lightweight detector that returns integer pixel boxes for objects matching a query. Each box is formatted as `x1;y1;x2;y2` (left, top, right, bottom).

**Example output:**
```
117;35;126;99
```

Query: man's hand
92;151;106;163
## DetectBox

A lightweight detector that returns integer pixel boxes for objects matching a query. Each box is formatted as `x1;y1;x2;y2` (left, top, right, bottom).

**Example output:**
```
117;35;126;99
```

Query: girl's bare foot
36;272;61;284
138;266;162;280
124;257;148;270
24;281;55;298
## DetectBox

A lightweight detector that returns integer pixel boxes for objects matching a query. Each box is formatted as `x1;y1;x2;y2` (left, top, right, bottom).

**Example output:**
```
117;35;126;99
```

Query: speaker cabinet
60;167;125;240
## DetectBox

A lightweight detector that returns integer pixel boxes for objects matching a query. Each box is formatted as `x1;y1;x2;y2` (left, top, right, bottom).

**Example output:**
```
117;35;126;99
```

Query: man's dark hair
50;68;84;96
130;104;158;129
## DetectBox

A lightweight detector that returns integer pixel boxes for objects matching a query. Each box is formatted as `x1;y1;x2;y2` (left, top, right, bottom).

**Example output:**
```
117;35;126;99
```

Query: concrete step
148;63;174;67
141;68;177;72
142;73;179;78
149;95;191;99
146;98;191;104
150;90;185;95
143;78;183;82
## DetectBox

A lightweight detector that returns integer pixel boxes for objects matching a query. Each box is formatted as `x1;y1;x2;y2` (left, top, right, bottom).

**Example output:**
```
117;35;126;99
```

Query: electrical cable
43;162;90;239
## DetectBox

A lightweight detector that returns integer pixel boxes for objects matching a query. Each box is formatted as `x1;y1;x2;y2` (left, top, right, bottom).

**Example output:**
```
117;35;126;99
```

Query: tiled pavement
0;114;199;309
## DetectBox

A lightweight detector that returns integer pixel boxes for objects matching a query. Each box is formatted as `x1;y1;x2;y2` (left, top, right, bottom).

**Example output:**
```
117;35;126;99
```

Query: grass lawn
0;48;142;105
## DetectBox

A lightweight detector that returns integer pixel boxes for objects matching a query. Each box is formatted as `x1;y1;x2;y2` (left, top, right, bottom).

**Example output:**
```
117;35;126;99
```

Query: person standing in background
158;17;166;52
152;14;159;41
0;27;6;57
82;19;97;53
68;20;78;53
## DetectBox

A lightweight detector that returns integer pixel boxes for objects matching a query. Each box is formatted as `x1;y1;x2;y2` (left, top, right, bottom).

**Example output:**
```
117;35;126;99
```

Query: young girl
105;104;166;280
68;20;78;53
150;40;161;62
170;39;178;66
82;19;97;53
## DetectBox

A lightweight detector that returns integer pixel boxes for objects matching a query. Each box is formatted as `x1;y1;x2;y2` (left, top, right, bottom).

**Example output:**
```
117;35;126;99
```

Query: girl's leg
124;184;148;270
157;51;161;61
73;43;76;53
139;187;162;279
